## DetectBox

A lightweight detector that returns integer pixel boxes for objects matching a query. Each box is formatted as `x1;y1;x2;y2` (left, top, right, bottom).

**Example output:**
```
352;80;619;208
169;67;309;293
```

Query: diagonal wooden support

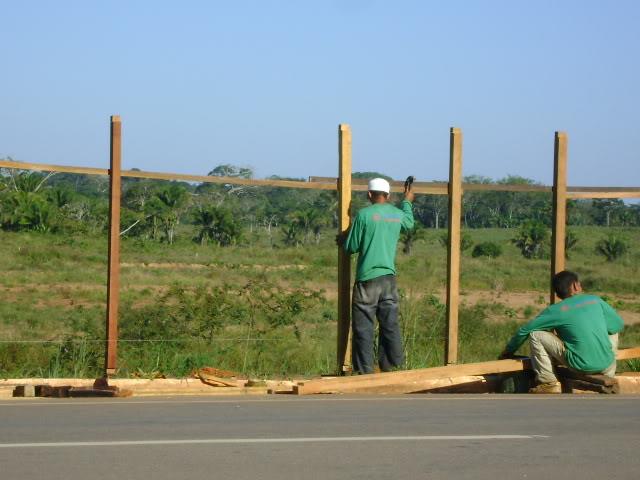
294;358;531;395
294;347;640;395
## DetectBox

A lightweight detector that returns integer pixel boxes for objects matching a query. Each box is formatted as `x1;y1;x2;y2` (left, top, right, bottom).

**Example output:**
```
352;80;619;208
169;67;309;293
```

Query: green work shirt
505;294;624;373
344;200;414;282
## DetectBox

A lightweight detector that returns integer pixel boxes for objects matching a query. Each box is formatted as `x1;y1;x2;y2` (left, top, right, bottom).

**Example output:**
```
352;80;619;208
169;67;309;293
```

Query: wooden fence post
105;115;122;375
445;127;463;365
550;131;568;303
337;124;353;374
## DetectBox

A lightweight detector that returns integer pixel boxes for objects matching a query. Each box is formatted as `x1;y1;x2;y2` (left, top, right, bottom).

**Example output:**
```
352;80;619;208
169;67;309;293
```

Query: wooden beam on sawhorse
550;131;568;304
337;124;353;374
445;127;463;365
105;115;122;376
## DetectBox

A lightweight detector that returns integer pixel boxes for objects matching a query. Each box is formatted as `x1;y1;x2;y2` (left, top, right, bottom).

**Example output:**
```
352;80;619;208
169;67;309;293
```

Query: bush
596;235;628;262
512;221;549;259
401;227;425;255
565;230;578;259
472;241;503;258
438;231;473;252
192;205;243;246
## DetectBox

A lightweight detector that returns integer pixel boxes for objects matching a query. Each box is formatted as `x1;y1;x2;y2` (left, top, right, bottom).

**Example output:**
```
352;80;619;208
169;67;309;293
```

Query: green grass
0;226;638;378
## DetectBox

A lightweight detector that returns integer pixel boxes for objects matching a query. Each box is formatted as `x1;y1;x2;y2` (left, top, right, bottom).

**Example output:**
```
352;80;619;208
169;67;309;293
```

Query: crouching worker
341;178;414;374
499;270;623;393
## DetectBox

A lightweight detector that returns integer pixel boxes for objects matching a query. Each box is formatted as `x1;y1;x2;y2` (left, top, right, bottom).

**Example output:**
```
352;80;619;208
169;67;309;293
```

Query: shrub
596;235;628;262
193;205;243;246
401;227;425;255
438;231;473;252
565;230;578;259
472;241;503;258
512;221;549;259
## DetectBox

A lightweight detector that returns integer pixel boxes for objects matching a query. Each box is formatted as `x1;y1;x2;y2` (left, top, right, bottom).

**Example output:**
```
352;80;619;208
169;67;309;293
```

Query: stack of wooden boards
13;378;132;398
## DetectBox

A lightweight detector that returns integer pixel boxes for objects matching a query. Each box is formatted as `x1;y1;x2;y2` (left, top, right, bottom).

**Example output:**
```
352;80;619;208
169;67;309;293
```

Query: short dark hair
553;270;579;299
369;190;389;200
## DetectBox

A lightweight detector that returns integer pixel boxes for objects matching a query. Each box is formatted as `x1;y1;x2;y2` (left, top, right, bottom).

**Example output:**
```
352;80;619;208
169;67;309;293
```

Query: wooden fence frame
1;118;639;374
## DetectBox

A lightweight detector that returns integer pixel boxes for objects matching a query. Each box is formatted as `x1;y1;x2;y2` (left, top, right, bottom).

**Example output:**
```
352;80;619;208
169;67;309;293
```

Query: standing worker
341;177;415;374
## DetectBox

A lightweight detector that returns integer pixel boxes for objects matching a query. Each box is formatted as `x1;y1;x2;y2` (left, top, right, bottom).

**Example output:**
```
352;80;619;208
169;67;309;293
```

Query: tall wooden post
105;115;122;375
445;127;463;365
550;131;568;304
337;124;353;373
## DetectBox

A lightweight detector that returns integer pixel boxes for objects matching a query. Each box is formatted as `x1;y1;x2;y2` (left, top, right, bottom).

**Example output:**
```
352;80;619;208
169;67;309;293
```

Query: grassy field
1;226;639;378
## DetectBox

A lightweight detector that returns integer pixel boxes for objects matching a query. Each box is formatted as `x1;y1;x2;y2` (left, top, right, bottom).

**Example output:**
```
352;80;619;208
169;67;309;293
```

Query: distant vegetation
472;241;503;258
2;161;639;245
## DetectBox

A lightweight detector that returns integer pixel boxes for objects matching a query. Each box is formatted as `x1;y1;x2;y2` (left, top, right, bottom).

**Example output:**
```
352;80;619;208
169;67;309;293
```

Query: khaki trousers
529;331;618;384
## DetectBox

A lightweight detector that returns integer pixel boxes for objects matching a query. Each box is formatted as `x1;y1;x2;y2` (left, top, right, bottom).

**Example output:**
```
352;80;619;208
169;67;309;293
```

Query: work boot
528;381;561;394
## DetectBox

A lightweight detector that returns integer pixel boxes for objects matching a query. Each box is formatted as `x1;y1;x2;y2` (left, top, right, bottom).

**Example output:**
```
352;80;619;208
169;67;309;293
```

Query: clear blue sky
1;1;639;186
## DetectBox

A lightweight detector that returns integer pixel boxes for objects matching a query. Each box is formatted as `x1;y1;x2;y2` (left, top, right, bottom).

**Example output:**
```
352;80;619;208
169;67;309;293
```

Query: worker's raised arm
399;180;415;231
399;200;415;231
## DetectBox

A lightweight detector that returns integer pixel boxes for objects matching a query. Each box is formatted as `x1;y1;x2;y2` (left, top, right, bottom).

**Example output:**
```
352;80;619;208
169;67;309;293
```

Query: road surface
1;395;639;479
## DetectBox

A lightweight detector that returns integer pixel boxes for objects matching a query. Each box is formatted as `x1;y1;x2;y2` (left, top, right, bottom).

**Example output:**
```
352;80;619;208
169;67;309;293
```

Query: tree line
1;161;639;247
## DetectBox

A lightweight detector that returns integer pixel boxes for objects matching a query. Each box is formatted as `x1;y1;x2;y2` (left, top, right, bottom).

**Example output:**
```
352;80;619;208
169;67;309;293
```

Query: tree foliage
471;241;503;258
512;221;549;259
193;205;242;246
596;235;628;262
2;162;639;247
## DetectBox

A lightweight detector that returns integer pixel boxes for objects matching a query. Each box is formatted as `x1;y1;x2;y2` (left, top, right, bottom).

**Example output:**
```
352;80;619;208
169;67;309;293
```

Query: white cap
368;178;390;194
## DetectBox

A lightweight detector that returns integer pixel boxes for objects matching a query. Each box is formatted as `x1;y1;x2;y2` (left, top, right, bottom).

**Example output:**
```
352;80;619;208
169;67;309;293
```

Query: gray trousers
351;274;404;374
529;330;619;384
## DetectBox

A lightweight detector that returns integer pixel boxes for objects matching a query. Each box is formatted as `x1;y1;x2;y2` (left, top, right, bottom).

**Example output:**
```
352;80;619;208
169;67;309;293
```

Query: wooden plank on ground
295;346;640;395
343;375;500;395
293;358;531;395
197;370;241;387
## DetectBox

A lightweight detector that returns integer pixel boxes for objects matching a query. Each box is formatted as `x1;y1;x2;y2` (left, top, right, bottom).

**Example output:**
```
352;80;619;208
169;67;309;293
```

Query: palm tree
144;185;188;244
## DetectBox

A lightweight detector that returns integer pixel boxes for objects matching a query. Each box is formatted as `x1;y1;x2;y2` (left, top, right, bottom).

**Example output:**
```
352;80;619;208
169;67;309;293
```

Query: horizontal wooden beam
617;347;640;361
0;160;336;191
569;186;640;193
309;176;448;194
0;159;109;176
465;184;551;193
119;169;337;191
567;191;640;199
3;160;639;197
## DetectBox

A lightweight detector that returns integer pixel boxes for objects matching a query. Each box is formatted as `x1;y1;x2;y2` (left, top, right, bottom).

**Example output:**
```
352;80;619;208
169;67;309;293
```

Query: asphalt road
1;395;639;480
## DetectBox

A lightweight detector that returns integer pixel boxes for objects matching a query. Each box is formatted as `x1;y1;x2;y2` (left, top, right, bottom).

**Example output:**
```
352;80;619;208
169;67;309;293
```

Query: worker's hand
335;232;347;247
403;185;415;203
498;350;514;360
